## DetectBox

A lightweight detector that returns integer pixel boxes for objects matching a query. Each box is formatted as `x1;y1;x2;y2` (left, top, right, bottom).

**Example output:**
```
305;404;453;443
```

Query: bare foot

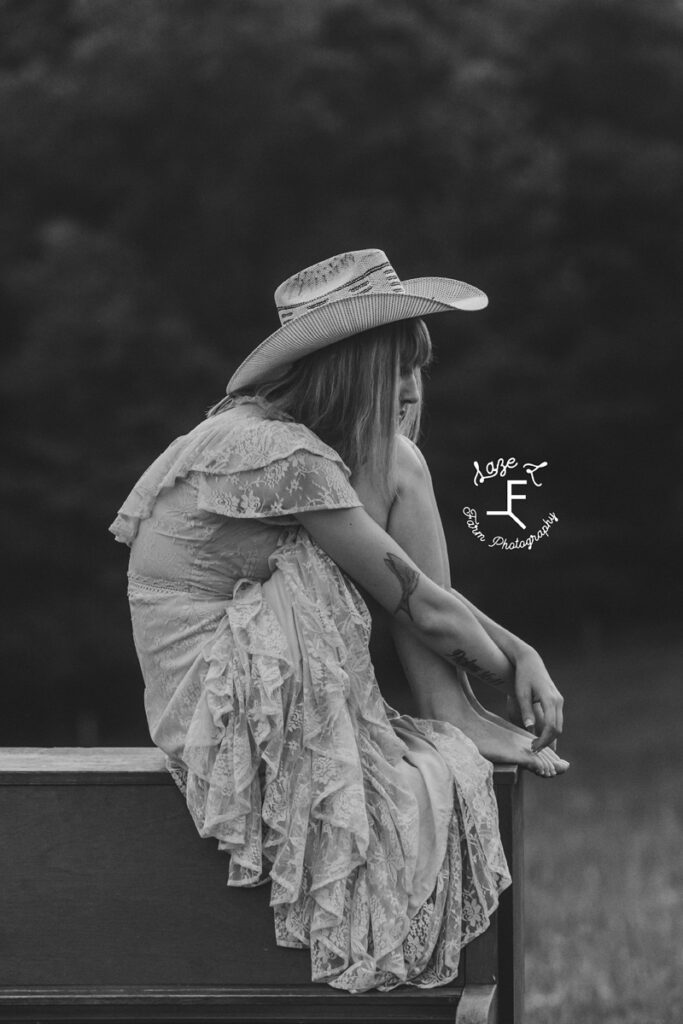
456;673;568;776
454;711;569;778
423;680;569;778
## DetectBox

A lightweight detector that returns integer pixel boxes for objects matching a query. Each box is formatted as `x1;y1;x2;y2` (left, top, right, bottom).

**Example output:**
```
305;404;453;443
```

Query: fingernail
524;720;534;730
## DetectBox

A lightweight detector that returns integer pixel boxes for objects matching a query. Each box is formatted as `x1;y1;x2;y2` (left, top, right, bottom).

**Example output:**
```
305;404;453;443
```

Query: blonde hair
207;317;433;501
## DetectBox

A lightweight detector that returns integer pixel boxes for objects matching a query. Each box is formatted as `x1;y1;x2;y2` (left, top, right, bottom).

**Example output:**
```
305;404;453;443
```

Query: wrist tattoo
384;552;420;621
447;648;507;687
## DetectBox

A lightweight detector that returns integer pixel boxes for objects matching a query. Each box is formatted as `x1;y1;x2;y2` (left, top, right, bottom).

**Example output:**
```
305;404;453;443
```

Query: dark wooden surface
0;986;476;1023
0;749;522;1023
493;765;525;1024
0;776;310;987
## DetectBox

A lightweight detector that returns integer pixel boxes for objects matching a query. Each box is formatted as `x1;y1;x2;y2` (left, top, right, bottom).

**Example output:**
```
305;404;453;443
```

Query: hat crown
226;246;488;394
275;248;405;326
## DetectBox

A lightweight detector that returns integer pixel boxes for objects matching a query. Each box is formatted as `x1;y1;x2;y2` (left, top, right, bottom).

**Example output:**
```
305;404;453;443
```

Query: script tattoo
384;553;420;621
447;648;507;687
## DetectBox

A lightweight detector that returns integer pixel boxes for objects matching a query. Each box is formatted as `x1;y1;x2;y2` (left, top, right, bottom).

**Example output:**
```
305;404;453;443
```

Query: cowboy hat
226;248;488;393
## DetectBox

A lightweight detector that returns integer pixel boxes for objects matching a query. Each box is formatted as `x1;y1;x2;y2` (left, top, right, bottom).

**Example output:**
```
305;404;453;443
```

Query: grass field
102;617;681;1020
523;629;683;1024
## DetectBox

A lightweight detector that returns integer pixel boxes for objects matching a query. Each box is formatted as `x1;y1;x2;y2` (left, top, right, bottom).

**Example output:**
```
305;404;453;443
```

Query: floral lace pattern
112;402;511;992
109;401;361;546
162;530;511;992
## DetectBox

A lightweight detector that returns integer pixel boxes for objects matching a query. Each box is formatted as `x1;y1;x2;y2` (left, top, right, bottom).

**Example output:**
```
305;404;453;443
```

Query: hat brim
227;276;488;393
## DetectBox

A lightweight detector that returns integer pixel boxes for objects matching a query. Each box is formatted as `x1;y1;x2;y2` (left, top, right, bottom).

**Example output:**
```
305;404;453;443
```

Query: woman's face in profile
398;368;419;426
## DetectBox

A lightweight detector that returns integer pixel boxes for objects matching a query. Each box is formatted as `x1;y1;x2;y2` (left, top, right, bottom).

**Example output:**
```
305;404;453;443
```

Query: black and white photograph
1;2;681;1022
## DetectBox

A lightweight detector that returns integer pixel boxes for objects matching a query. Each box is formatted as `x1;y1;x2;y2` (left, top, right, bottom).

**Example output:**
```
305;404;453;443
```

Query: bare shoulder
396;434;432;485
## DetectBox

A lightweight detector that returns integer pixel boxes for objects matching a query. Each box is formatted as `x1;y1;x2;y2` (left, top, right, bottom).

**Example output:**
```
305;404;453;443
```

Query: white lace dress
109;398;511;993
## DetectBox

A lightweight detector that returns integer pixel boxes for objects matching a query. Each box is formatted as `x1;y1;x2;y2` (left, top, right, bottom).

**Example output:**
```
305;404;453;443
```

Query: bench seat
0;748;523;1023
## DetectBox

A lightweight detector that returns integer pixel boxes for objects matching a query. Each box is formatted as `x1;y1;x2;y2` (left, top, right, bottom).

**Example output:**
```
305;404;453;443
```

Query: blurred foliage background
1;0;681;745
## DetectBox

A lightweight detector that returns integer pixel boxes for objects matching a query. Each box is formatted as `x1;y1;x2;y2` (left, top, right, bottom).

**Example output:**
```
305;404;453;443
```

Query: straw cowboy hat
227;248;488;393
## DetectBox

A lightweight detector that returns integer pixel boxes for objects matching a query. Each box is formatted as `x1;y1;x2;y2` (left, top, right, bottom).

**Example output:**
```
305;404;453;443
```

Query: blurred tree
0;0;680;742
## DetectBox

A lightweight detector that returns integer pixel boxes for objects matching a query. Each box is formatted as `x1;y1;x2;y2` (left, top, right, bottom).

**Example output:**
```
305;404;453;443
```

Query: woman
110;248;567;994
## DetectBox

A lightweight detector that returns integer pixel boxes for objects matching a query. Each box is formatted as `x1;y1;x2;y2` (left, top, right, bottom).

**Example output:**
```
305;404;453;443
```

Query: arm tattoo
447;648;507;687
384;552;420;621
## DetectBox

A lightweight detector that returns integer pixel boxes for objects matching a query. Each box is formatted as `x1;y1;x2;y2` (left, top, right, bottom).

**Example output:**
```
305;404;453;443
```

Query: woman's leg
358;442;568;777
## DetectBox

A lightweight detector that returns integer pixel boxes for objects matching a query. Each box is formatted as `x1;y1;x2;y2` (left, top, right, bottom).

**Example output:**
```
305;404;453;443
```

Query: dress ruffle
109;402;361;546
163;528;511;993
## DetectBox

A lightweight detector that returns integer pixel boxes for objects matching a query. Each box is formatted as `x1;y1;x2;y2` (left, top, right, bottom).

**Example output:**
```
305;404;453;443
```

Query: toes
531;751;568;776
533;747;569;774
545;749;570;772
523;743;565;777
531;753;555;777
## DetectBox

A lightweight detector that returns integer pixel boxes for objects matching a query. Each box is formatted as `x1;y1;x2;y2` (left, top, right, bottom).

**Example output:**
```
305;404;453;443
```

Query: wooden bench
0;748;524;1023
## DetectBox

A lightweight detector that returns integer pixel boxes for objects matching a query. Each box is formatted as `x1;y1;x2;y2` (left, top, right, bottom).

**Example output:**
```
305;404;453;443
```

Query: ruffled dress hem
159;529;511;993
111;400;511;994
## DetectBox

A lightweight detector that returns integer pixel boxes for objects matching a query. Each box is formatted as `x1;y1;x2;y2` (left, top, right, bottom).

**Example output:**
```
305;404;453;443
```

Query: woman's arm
295;505;516;693
399;437;563;750
403;441;534;656
448;590;563;742
448;586;531;661
400;439;535;653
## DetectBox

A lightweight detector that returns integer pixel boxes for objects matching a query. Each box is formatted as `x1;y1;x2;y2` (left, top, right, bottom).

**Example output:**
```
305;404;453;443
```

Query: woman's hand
507;647;564;753
295;505;516;691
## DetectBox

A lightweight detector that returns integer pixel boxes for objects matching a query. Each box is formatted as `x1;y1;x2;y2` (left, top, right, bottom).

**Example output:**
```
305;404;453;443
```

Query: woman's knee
387;437;451;586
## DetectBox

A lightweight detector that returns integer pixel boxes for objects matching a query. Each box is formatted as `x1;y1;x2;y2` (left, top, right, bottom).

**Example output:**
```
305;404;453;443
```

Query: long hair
207;317;433;501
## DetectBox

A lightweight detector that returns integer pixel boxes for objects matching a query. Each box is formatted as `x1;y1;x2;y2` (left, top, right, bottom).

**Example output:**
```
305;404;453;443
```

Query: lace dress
109;398;511;993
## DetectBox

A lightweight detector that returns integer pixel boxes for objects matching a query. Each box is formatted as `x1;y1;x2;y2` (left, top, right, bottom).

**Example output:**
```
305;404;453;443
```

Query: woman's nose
400;371;419;404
